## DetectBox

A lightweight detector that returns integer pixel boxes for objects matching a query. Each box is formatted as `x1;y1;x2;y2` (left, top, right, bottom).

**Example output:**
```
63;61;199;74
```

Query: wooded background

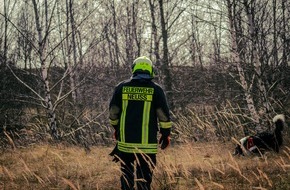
0;0;289;147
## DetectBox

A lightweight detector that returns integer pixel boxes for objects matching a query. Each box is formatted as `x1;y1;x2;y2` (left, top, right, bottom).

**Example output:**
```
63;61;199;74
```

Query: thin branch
6;64;45;102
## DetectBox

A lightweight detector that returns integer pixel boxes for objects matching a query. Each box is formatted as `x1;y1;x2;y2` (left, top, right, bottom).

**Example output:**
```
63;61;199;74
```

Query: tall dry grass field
0;142;289;190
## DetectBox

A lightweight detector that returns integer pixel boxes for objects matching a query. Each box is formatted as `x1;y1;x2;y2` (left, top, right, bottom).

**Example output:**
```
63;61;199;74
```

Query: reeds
1;102;289;189
0;142;289;189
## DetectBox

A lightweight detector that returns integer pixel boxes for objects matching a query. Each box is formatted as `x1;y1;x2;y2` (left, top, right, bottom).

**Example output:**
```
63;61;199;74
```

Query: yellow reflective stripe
118;147;158;154
118;141;157;148
110;119;119;125
120;100;128;141
142;101;151;144
122;94;152;101
160;121;172;129
118;141;158;154
122;87;154;94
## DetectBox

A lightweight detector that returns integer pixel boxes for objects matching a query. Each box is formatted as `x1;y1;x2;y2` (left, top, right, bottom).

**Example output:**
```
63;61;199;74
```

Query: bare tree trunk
272;0;278;67
132;0;141;57
158;0;173;108
189;15;197;67
190;15;203;70
281;0;288;88
104;22;114;68
3;0;14;65
148;0;161;66
281;0;287;66
211;12;222;65
32;0;59;139
242;0;271;118
227;0;261;131
111;0;120;69
124;0;141;63
125;6;132;64
17;4;33;72
68;0;77;103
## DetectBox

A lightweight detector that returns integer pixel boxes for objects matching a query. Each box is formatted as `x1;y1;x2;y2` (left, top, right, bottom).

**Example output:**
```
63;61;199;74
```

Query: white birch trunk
32;0;58;139
69;0;77;103
243;0;271;131
227;0;262;131
244;5;271;115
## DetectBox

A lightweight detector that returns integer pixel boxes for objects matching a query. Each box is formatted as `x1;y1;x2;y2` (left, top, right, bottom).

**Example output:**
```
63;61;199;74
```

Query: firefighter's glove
109;144;121;163
159;135;170;150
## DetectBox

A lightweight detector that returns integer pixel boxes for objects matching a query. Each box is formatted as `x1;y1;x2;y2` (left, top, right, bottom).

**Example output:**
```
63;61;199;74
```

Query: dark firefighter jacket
109;77;172;154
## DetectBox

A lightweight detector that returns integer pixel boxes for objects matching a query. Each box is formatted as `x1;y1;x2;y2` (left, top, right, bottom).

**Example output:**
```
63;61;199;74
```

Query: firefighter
109;56;172;190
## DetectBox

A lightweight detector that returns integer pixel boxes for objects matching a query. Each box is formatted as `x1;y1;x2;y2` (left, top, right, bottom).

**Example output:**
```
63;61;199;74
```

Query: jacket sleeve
155;86;172;137
109;85;122;128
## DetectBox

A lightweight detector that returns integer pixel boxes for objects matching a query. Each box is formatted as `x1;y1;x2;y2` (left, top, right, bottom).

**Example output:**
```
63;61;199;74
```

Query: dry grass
0;142;289;190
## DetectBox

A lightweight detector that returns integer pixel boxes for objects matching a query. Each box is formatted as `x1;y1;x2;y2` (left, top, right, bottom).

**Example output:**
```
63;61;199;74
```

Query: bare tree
158;0;173;106
31;0;59;139
242;0;271;118
109;0;120;69
16;5;34;71
226;0;261;131
190;14;204;69
2;0;17;65
1;0;289;145
67;0;78;103
157;0;185;109
148;0;161;66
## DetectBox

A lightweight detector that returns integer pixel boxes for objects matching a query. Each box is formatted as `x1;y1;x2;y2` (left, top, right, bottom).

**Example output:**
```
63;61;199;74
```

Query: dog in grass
233;114;285;156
